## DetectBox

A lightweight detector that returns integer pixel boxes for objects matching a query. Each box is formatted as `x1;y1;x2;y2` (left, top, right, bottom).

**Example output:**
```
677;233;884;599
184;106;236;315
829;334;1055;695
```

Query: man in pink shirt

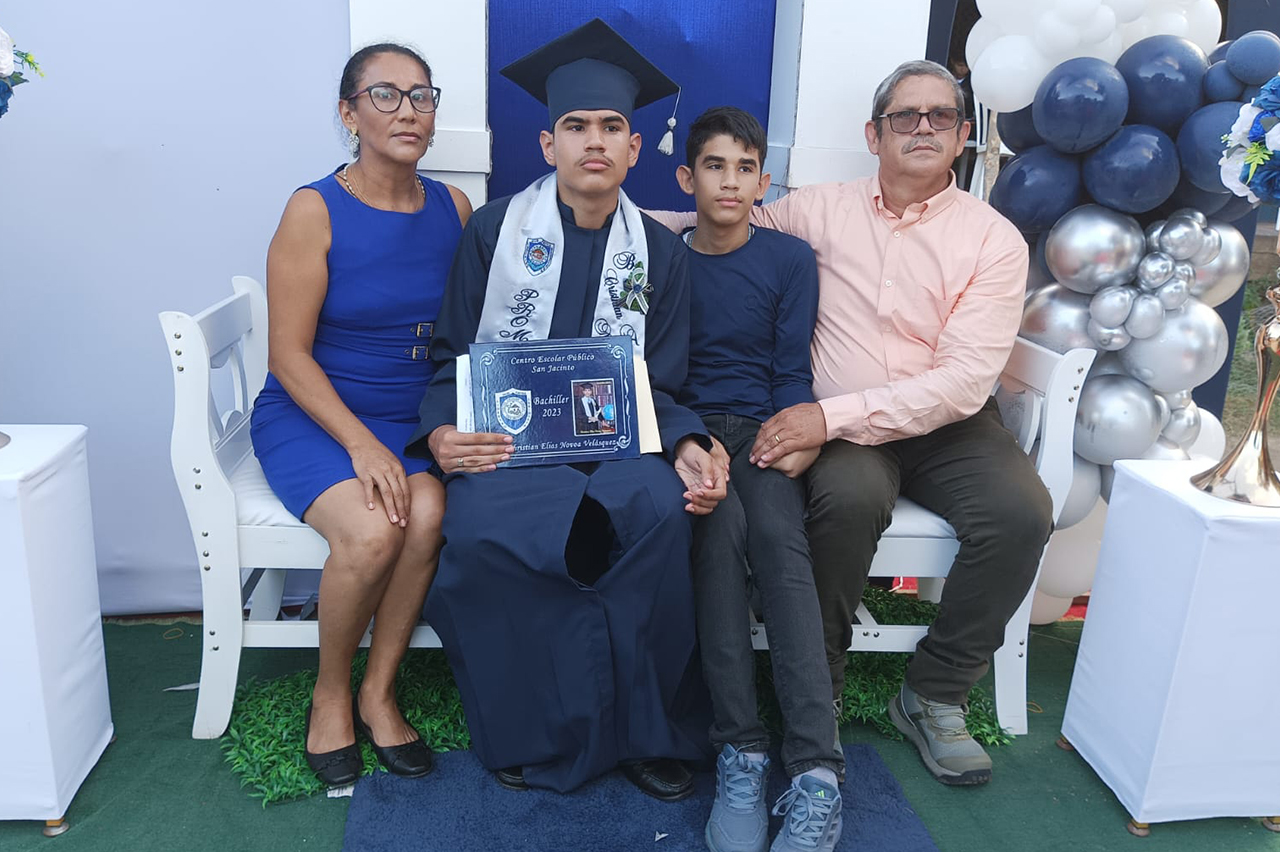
651;60;1050;787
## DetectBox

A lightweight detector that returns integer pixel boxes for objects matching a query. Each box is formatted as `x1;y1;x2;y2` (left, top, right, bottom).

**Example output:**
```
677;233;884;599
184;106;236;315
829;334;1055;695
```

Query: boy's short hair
684;106;767;168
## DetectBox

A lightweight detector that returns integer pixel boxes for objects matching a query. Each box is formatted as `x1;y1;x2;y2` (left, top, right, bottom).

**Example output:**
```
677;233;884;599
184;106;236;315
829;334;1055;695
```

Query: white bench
162;276;1093;739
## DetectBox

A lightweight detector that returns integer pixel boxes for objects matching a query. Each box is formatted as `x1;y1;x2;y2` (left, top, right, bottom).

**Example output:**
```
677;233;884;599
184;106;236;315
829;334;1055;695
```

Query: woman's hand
349;442;411;526
428;425;514;476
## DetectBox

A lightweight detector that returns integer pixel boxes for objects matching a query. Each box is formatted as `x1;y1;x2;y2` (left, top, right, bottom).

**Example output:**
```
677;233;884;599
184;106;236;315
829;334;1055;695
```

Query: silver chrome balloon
1156;275;1191;310
1089;285;1137;327
1189;227;1222;267
1136;252;1175;290
1162;401;1202;447
1160;388;1194;410
1074;374;1165;465
1190;221;1250;309
1045;205;1146;295
1167;208;1209;229
1087;351;1129;381
1144;220;1166;253
1099;463;1115;502
1021;284;1096;354
1119;298;1229;392
1158;216;1206;261
1088;319;1133;351
1124;293;1166;339
1154;393;1172;432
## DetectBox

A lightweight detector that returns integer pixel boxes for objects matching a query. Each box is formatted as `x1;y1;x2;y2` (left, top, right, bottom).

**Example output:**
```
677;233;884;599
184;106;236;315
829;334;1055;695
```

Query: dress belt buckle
407;345;429;360
415;322;433;339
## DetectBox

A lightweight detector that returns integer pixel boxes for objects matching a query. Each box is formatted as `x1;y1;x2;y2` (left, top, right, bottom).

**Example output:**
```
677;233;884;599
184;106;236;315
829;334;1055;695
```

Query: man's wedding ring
773;434;781;445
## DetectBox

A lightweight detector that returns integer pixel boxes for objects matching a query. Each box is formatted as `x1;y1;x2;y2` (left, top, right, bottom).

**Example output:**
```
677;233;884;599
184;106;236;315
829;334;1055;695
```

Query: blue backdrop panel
487;1;778;211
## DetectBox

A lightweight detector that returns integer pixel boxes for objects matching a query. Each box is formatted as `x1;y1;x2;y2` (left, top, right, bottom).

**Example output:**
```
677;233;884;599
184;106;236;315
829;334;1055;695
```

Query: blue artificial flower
1248;111;1274;143
1254;76;1280;113
0;79;11;118
1249;161;1280;204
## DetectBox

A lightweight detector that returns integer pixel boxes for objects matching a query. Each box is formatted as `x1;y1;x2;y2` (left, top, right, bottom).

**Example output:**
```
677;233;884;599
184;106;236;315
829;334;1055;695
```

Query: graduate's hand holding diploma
427;425;514;475
674;437;728;515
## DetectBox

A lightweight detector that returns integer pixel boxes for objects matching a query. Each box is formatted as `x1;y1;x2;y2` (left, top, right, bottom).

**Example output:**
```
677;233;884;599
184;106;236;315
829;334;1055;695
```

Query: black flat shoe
495;766;529;791
352;694;435;778
620;758;694;801
303;704;362;787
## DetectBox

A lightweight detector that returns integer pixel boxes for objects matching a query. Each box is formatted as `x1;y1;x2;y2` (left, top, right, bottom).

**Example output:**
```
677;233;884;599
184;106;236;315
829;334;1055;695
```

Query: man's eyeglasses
348;85;442;114
877;108;962;134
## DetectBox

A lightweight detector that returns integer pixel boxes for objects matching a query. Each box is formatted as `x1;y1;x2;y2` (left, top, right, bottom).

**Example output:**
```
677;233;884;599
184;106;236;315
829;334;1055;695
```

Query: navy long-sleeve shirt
679;227;820;422
407;193;707;460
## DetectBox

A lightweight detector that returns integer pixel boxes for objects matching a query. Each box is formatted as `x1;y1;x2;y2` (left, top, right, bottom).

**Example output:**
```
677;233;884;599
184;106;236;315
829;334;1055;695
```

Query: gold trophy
1191;281;1280;507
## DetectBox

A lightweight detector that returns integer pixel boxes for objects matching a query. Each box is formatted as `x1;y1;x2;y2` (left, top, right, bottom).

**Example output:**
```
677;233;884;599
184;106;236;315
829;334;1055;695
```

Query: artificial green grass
222;587;1006;804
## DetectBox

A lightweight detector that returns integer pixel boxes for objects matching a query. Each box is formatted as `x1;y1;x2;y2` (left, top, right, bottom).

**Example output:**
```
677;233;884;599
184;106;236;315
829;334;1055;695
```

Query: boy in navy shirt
677;107;842;852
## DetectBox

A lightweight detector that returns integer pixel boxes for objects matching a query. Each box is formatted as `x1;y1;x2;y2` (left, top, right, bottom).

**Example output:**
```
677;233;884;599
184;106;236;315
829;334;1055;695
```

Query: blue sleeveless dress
250;168;462;520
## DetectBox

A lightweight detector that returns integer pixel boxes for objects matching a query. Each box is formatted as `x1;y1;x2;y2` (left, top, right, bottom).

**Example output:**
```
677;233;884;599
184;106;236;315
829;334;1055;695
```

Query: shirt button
885;280;894;287
882;324;891;332
893;231;901;238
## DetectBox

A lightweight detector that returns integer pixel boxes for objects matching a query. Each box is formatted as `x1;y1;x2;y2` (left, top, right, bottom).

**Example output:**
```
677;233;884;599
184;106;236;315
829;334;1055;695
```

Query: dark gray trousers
692;414;844;778
805;399;1053;706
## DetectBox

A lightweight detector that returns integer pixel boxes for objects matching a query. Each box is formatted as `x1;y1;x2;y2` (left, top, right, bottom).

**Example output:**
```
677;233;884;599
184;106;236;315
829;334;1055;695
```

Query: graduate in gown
406;18;727;797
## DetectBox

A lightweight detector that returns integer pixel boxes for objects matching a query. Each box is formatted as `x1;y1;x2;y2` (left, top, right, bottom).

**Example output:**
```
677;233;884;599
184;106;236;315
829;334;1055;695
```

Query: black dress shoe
352;695;435;778
620;758;694;801
303;704;362;787
495;766;528;791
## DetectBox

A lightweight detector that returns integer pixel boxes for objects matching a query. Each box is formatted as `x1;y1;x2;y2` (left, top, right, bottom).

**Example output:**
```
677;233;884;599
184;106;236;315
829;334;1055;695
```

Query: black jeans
805;399;1054;706
692;414;844;779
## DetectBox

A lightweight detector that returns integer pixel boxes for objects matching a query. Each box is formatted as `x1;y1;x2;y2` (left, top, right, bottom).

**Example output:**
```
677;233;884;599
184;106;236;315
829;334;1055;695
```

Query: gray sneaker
705;745;770;852
888;682;992;786
769;775;842;851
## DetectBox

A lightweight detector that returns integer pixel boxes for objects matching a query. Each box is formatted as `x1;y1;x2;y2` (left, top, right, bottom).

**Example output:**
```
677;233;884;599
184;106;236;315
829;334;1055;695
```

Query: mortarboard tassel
656;89;680;156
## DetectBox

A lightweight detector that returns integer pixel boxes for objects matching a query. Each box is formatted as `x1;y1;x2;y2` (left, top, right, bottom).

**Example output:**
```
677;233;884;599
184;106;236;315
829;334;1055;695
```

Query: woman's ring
457;457;464;468
773;434;781;445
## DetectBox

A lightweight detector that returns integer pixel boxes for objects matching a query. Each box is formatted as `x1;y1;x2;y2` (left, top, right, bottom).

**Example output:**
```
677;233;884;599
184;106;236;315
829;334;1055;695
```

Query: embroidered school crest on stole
523;238;555;275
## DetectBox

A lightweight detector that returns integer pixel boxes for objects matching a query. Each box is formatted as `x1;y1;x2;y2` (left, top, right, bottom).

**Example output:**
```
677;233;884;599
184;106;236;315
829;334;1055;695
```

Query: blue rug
342;744;938;851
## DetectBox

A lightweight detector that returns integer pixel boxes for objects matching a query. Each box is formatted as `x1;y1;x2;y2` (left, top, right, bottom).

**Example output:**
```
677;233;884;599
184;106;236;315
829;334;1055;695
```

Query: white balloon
1149;9;1190;37
1080;4;1118;42
966;16;1004;69
1037;501;1107;598
1104;0;1148;24
1056;0;1103;24
1030;590;1075;625
1075;29;1125;62
1142;437;1192;460
1120;17;1155;48
1188;408;1226;461
1058;454;1104;528
971;34;1052;112
1183;0;1222;54
1036;11;1083;59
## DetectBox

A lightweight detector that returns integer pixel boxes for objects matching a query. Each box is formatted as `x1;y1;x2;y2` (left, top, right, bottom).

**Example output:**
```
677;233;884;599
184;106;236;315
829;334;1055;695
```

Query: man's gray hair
870;60;966;133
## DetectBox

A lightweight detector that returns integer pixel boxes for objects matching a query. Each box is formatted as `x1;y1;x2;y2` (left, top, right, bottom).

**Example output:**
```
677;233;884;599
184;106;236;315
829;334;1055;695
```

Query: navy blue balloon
1242;84;1263;102
1177;101;1245;192
1203;61;1246;102
1032;58;1129;154
997;105;1044;154
1115;36;1208;134
1083;125;1180;213
1163;174;1231;217
989;145;1083;234
1225;31;1280;85
1208;41;1232;64
1215;193;1261;223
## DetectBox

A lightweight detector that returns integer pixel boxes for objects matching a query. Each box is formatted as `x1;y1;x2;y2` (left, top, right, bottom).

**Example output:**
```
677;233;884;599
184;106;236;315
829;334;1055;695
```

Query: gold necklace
341;164;424;211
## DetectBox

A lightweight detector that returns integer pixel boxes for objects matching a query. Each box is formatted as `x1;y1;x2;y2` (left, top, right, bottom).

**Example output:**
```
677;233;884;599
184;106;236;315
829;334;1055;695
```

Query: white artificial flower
1225;103;1262;148
1218;147;1260;203
0;27;14;78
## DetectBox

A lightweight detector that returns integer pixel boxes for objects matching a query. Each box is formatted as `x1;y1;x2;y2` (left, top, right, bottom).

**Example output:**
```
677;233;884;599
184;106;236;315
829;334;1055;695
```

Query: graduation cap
500;18;682;155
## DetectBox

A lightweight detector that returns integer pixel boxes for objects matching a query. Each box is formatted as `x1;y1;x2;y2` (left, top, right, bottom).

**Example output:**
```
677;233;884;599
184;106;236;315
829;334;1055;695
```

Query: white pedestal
1062;459;1280;825
0;425;113;825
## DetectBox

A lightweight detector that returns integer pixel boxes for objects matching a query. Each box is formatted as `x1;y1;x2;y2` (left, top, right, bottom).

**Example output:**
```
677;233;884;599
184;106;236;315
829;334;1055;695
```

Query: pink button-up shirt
648;174;1029;446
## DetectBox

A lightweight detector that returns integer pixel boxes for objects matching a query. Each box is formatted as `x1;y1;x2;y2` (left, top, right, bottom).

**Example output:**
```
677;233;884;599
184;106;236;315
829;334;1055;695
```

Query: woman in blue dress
250;44;495;786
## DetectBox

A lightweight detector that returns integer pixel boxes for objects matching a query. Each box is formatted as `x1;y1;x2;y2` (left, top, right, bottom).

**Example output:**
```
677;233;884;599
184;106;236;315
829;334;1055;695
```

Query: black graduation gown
406;191;711;793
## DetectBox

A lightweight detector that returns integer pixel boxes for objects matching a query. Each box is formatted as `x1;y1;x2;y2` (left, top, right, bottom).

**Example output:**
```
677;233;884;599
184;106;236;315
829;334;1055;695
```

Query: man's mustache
902;139;943;153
